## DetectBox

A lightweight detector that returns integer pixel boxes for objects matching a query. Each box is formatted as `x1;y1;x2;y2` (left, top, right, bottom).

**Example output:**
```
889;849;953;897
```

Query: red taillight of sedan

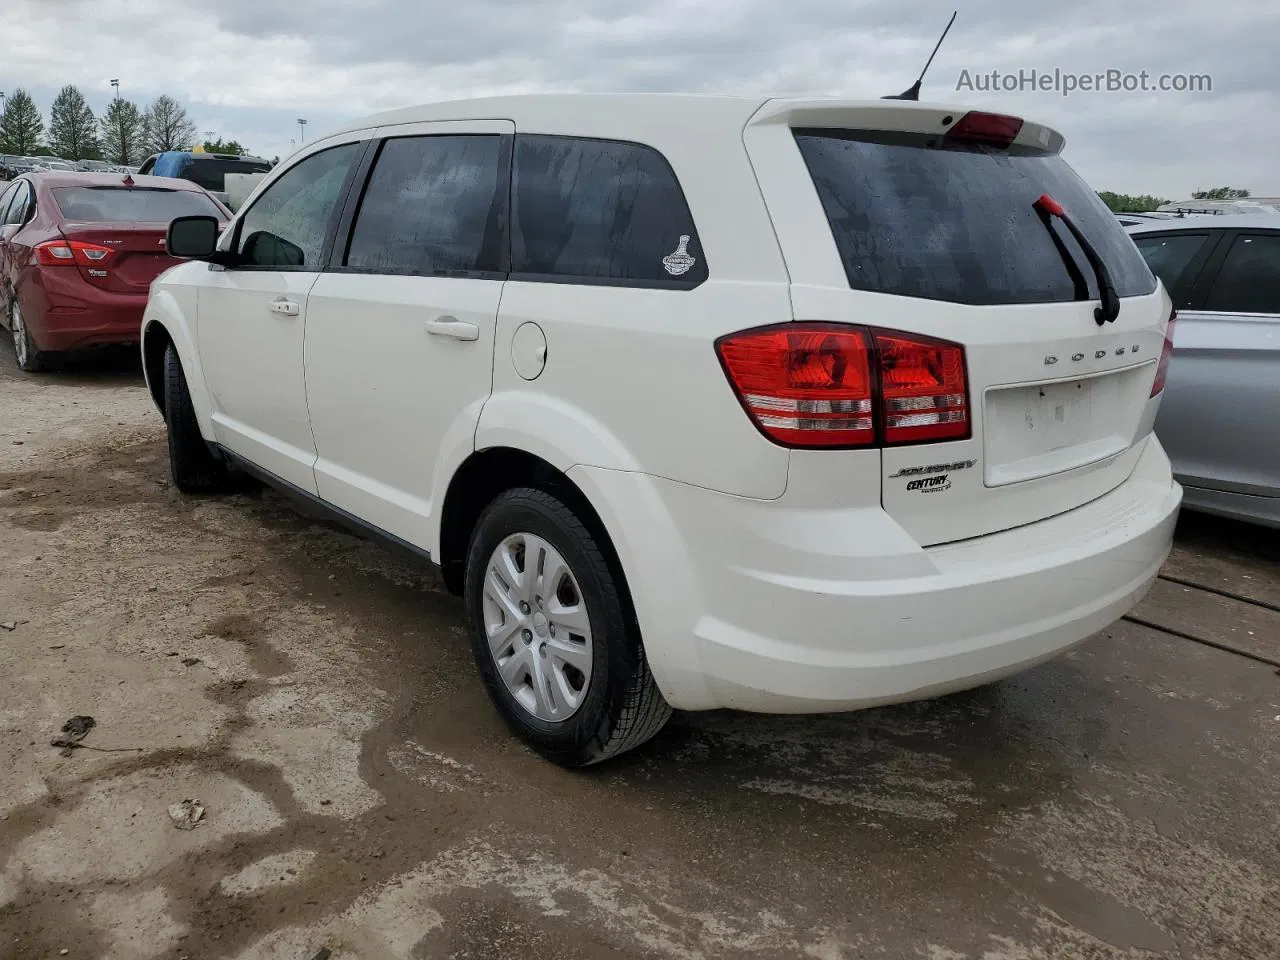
33;239;116;267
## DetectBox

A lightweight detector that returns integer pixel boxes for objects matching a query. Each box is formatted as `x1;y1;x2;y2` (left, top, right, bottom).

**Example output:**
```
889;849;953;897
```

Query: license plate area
983;364;1152;487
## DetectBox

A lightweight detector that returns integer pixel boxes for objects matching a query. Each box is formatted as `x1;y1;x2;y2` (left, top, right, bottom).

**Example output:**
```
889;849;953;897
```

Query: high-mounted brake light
1150;310;1177;397
716;324;969;449
944;111;1024;148
33;240;115;267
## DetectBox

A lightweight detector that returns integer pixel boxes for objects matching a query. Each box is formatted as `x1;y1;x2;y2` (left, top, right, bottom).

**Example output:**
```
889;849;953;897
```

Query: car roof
22;171;210;191
1125;213;1280;234
323;93;1062;145
341;93;766;130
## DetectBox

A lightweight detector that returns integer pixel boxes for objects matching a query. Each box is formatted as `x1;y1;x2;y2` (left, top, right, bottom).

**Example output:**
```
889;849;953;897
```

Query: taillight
1150;310;1177;397
715;324;875;447
34;240;115;267
875;331;970;444
716;324;969;449
944;111;1024;149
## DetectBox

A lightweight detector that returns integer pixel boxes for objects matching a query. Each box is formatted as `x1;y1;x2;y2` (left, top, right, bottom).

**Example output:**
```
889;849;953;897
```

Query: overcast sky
4;0;1277;198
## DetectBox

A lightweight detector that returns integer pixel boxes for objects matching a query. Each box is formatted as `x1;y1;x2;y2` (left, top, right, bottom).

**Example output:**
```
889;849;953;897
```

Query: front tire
10;300;56;373
464;488;671;767
163;343;230;493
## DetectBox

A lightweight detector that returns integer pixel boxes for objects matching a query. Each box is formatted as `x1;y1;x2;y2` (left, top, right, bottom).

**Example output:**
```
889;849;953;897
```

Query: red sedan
0;171;230;371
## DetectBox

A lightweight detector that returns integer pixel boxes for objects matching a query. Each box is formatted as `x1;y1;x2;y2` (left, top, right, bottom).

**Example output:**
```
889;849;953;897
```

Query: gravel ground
1;341;1278;960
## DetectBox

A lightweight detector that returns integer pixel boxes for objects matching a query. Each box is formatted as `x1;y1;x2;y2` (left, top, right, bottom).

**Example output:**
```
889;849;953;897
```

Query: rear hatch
51;184;227;293
744;101;1171;546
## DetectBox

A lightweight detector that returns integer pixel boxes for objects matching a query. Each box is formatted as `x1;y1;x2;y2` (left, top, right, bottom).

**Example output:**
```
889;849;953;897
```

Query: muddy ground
1;342;1278;960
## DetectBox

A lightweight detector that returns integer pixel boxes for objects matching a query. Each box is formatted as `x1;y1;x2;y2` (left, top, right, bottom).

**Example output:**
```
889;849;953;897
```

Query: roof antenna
883;10;957;101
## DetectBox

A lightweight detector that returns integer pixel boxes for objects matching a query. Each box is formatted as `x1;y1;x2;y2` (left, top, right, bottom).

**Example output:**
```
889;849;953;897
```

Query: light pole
297;118;307;143
110;79;120;101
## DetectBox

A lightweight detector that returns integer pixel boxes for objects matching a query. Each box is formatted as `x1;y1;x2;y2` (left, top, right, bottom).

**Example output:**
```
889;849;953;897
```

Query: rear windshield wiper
1034;194;1120;325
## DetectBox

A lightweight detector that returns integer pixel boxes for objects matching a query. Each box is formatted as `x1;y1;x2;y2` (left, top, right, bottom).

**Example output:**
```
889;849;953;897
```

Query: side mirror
167;215;221;259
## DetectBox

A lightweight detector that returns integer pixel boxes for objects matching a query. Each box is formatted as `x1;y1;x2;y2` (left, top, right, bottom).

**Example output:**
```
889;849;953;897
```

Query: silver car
1128;214;1280;528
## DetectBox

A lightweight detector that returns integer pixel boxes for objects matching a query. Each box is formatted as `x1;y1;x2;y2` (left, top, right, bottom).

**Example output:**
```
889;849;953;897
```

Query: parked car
33;160;77;173
0;172;231;371
1115;212;1181;227
1127;214;1280;527
143;95;1181;766
2;157;39;179
76;159;114;173
138;151;272;210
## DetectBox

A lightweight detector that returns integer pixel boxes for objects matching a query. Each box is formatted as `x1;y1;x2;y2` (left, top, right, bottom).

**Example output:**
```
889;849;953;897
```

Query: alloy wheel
482;532;594;722
11;302;28;368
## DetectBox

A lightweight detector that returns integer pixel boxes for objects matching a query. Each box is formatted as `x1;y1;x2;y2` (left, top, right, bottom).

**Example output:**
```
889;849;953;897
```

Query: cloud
3;0;1276;196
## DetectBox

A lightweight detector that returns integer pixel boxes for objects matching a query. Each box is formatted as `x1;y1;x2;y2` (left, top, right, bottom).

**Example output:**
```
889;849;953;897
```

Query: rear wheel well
142;323;173;413
438;449;628;605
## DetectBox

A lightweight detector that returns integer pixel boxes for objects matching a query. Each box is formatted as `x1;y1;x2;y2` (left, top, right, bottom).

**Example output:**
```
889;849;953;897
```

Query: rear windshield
793;129;1155;305
179;158;272;192
52;186;224;222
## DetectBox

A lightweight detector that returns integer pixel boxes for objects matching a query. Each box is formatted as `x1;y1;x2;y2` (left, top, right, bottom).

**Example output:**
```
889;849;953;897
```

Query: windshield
793;129;1155;306
52;186;224;222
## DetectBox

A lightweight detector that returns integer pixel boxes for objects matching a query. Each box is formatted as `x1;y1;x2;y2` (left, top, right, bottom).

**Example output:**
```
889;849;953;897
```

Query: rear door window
793;129;1155;305
1133;232;1212;295
1203;233;1280;314
51;186;224;222
511;135;706;286
343;135;507;276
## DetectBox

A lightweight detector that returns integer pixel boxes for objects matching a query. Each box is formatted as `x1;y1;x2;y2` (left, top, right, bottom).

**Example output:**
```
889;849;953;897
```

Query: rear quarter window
511;135;706;287
793;129;1155;306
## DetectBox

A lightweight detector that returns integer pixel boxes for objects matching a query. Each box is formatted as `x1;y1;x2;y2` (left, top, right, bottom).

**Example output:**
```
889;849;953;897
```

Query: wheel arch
141;320;172;413
436;447;631;614
141;287;216;440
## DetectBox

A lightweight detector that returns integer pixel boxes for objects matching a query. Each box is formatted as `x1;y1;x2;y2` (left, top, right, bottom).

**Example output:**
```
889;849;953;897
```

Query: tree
100;99;146;165
0;88;45;155
203;138;248;156
143;95;198;153
49;86;99;160
1098;191;1169;213
1191;186;1251;200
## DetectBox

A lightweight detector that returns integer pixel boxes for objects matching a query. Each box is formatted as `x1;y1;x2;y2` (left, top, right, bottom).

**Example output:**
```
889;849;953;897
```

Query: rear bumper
20;270;146;351
571;436;1181;713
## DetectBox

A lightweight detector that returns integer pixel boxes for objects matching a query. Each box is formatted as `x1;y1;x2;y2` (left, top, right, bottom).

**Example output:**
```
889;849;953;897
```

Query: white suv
143;95;1182;766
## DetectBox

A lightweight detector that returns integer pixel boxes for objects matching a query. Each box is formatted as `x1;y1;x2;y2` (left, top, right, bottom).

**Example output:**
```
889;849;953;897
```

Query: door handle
268;298;299;317
424;315;480;341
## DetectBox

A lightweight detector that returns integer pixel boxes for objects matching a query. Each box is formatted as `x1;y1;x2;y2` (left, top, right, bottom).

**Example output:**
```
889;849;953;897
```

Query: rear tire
163;343;230;493
10;300;57;373
464;488;671;767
